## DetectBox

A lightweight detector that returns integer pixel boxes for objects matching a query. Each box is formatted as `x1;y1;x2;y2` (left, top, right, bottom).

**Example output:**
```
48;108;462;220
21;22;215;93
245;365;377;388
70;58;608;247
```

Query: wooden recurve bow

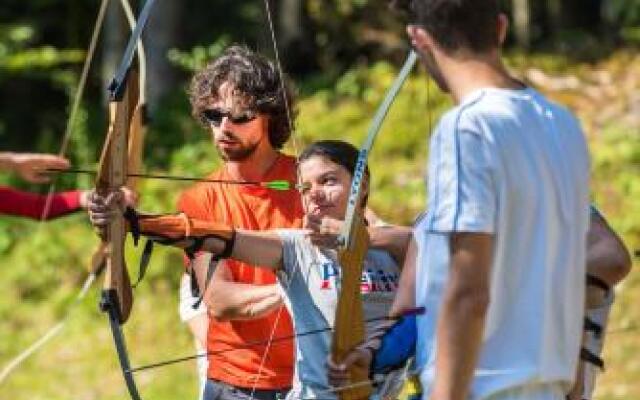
94;1;155;398
333;50;417;400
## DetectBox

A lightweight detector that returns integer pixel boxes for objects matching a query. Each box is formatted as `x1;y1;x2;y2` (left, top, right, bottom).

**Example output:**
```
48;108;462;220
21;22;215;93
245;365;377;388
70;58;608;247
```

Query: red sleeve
0;186;83;220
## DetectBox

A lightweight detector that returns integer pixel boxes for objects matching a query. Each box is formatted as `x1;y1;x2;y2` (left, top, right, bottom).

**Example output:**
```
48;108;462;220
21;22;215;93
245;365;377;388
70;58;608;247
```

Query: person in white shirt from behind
404;1;590;399
330;1;591;399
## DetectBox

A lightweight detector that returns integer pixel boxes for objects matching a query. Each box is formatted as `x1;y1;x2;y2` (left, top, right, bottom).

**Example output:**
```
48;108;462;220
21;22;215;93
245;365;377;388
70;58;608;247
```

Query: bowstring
0;0;111;385
248;1;305;398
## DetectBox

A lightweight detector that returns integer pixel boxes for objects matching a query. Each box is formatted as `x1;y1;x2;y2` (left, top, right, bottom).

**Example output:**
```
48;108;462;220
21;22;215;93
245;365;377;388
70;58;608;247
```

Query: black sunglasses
200;108;258;127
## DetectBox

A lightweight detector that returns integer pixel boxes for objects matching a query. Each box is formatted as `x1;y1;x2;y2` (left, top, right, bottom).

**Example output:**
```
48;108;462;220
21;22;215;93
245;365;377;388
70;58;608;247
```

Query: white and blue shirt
415;87;590;399
277;230;400;400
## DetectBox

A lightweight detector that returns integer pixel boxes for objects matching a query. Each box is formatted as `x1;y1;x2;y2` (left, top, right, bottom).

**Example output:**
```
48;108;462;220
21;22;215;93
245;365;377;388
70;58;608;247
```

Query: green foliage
605;0;640;27
1;48;639;399
0;23;84;72
167;36;231;73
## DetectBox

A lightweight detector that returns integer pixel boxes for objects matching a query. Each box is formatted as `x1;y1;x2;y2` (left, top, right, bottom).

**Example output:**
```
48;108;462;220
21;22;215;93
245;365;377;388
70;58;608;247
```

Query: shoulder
434;91;496;141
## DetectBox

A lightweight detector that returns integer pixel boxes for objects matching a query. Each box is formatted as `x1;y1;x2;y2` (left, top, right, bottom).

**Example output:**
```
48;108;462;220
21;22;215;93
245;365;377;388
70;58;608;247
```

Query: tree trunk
513;0;532;49
546;0;562;37
145;0;181;111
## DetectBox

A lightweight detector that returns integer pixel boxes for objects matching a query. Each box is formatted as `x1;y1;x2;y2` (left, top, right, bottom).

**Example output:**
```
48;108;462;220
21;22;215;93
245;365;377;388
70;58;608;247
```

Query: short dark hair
391;0;501;53
189;45;296;149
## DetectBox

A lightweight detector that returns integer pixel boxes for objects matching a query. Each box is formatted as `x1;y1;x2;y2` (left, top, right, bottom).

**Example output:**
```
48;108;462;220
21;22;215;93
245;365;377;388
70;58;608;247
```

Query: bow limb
120;0;148;189
332;50;417;400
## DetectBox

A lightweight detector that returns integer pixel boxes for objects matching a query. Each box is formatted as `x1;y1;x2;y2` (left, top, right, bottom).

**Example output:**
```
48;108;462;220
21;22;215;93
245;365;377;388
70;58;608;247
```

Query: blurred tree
513;0;532;49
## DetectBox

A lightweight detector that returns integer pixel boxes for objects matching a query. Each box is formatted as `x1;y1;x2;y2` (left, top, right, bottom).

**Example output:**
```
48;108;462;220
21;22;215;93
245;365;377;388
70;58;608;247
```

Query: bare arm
200;229;285;269
432;232;493;400
586;211;632;287
0;152;70;183
389;237;417;316
195;258;283;321
567;211;631;400
193;230;287;321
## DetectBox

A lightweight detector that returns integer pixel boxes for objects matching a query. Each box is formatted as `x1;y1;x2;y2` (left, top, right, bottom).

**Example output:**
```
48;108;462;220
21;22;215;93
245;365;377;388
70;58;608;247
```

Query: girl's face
298;155;367;220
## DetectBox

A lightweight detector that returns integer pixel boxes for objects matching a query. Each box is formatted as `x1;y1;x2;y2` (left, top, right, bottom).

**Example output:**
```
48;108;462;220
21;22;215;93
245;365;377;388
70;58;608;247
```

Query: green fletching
262;180;291;191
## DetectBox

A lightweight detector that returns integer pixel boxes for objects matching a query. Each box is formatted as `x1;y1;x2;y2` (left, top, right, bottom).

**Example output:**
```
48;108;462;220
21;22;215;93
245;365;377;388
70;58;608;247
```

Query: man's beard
216;140;260;161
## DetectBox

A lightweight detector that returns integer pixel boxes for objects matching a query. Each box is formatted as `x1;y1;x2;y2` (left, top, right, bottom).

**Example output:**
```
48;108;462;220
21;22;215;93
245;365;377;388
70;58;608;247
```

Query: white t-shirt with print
414;87;590;399
277;230;400;400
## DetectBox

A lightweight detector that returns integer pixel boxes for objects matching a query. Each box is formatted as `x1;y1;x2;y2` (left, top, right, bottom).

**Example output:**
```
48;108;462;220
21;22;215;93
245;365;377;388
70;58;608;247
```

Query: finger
104;191;124;208
33;155;71;170
25;173;51;184
87;199;112;213
342;348;370;368
89;210;119;226
88;190;108;207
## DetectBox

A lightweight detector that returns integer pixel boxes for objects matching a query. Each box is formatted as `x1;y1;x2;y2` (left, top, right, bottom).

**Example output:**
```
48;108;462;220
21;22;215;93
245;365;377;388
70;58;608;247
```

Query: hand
304;214;343;248
120;186;139;208
10;153;70;183
327;347;373;391
87;190;125;236
80;187;137;210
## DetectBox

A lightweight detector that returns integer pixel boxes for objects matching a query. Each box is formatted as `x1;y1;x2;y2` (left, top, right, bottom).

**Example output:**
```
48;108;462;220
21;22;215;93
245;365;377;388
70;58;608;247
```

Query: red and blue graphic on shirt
319;261;399;293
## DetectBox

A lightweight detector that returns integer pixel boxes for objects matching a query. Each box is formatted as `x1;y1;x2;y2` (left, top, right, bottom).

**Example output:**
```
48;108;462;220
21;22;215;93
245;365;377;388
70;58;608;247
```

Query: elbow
612;249;633;284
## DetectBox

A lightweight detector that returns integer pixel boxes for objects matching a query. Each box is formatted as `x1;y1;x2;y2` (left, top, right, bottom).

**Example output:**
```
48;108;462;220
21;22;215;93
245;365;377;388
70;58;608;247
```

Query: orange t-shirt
177;155;303;390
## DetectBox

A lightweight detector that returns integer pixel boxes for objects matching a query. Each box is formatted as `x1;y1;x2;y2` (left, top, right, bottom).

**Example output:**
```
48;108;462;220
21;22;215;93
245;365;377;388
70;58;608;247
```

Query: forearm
389;238;417;317
432;287;488;400
0;152;17;171
432;233;492;400
207;278;282;321
201;229;284;269
232;288;285;320
208;282;282;320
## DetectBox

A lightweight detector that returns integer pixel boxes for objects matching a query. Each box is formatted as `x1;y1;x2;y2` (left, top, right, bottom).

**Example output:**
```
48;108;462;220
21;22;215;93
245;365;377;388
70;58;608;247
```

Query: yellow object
396;374;422;400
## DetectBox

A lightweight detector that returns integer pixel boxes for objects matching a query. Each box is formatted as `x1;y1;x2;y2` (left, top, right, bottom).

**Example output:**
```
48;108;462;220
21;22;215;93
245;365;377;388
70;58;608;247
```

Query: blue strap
371;314;417;374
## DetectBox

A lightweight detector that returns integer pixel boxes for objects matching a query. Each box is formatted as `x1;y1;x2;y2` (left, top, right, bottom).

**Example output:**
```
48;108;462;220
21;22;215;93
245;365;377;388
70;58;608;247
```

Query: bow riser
97;70;139;323
333;213;373;400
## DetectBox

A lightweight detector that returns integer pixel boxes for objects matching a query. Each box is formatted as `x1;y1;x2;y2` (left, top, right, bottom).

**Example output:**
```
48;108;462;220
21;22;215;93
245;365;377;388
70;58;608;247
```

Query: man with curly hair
178;45;302;400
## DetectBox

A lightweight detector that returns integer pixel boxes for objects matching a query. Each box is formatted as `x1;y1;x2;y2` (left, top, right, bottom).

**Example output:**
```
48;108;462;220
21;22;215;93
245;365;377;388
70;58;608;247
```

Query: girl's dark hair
391;0;501;53
189;45;297;149
299;140;370;205
299;140;370;178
